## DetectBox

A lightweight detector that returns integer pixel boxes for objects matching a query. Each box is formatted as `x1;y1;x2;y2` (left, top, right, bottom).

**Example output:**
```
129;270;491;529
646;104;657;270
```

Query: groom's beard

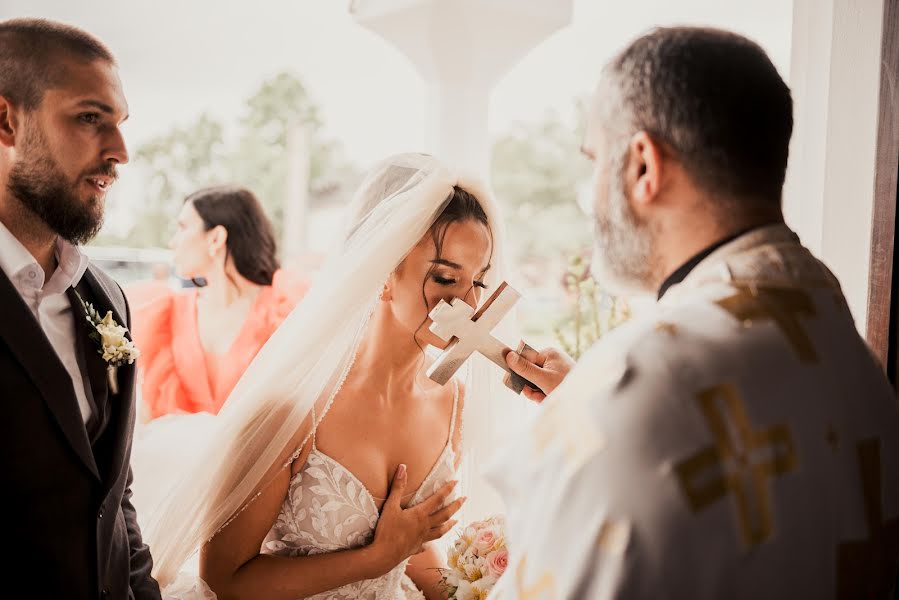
590;151;657;296
7;125;109;245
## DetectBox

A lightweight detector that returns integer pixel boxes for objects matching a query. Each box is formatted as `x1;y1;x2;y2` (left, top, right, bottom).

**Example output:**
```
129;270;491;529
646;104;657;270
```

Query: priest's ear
626;131;666;209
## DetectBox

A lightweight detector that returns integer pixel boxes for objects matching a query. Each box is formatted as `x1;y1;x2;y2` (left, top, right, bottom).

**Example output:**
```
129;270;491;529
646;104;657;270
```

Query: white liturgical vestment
486;225;899;599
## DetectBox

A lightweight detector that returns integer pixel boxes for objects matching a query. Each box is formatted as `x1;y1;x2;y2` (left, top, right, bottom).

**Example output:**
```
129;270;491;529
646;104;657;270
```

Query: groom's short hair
0;18;115;110
598;27;793;206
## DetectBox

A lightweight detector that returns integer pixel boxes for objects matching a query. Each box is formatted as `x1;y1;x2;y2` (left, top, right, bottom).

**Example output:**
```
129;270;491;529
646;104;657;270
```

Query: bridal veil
145;153;523;587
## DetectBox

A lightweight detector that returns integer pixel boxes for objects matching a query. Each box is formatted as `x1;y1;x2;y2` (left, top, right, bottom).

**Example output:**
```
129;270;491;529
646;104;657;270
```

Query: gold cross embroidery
516;554;556;600
836;438;899;599
675;384;797;547
716;285;818;363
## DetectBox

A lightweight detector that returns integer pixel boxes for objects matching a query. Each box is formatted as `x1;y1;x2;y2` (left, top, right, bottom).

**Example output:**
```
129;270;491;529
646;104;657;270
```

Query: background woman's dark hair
413;185;493;352
185;185;280;288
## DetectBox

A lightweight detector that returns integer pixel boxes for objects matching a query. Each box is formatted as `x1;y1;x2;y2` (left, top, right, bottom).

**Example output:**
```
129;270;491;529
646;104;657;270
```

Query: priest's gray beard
590;148;657;296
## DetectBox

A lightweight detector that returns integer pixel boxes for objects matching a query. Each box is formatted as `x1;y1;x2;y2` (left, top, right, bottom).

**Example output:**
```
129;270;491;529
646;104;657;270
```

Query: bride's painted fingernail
398;464;407;478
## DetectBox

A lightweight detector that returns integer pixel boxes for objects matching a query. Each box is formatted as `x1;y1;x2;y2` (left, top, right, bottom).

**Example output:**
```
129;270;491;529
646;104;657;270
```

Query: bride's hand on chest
370;464;465;571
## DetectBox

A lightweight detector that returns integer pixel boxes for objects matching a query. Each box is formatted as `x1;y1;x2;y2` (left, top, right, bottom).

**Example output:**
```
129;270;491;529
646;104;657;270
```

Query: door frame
864;0;899;377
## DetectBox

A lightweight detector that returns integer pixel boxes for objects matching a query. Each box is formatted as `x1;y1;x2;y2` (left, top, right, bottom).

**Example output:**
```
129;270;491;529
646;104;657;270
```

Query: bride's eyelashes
432;274;488;289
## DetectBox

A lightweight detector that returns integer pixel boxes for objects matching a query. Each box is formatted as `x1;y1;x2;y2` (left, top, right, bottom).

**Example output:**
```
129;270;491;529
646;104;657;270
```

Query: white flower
454;580;476;600
455;534;473;555
471;577;494;599
463;560;483;581
444;514;508;599
76;296;140;367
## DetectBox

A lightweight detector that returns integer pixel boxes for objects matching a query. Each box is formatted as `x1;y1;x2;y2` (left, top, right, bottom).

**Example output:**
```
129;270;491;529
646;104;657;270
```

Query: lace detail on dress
206;304;378;546
261;380;460;599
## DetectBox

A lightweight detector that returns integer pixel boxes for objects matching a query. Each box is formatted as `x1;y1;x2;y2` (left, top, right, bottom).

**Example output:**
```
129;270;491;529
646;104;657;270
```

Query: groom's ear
0;96;18;148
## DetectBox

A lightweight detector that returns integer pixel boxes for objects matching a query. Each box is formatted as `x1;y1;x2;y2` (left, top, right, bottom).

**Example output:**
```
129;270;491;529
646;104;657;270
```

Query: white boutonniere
75;291;140;395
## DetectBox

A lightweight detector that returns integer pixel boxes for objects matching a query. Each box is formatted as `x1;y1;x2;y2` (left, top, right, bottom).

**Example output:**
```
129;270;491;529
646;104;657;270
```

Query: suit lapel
66;284;107;442
83;265;127;328
80;265;136;490
0;268;99;479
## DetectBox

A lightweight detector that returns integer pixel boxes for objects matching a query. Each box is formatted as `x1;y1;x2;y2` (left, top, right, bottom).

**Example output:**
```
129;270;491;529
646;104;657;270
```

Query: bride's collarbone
305;388;455;499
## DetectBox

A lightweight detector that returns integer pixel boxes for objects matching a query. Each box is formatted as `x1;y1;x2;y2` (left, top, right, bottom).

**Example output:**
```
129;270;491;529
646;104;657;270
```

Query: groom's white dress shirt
0;219;92;423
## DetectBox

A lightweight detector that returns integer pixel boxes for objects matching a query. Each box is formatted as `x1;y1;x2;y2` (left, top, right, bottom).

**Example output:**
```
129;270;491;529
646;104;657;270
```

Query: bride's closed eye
432;274;488;289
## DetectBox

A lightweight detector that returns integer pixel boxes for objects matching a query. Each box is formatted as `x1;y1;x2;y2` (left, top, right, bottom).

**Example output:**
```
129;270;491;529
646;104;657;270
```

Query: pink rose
474;529;498;555
486;549;508;577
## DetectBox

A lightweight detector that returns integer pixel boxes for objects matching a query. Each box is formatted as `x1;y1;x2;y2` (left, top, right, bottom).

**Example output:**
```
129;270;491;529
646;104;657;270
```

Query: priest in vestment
490;27;899;599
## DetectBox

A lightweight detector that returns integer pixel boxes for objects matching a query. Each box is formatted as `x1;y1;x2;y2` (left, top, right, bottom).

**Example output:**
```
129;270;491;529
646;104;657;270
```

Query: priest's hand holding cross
425;281;574;401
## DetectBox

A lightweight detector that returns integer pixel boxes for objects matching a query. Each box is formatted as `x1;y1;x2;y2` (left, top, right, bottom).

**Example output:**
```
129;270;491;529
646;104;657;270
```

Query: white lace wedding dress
163;380;459;600
259;379;459;599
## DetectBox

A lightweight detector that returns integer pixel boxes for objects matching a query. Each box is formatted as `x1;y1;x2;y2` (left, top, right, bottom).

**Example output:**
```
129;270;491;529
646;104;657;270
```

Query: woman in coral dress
129;185;308;420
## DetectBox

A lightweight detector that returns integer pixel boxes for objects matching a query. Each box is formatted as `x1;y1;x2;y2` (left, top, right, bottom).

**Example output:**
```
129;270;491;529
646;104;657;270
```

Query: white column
784;0;887;333
351;0;573;179
283;123;310;261
426;82;491;176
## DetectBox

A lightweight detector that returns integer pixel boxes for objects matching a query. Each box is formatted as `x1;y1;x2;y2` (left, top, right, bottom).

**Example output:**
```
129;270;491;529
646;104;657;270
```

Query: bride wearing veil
145;153;519;599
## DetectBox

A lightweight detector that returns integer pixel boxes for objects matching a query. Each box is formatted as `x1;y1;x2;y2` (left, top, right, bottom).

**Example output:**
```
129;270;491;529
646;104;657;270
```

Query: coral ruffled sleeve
127;286;188;419
127;270;308;419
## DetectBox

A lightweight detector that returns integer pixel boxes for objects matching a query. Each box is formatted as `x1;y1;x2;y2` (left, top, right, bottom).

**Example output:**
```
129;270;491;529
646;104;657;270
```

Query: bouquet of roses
439;515;509;600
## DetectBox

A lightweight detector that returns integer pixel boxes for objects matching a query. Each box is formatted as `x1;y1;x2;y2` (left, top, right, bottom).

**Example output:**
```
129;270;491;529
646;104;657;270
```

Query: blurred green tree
110;72;359;249
491;103;630;349
490;103;593;266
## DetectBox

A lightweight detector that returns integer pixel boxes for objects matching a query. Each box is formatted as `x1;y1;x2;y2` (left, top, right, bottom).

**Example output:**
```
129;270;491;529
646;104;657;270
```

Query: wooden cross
674;383;797;548
836;438;899;599
426;281;534;394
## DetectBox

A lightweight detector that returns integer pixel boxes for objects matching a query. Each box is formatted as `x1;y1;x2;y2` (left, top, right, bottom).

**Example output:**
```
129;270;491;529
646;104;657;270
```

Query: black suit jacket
0;262;161;600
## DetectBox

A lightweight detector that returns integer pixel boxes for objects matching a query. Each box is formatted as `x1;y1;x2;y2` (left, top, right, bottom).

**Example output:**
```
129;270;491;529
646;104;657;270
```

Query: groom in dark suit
0;19;160;599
